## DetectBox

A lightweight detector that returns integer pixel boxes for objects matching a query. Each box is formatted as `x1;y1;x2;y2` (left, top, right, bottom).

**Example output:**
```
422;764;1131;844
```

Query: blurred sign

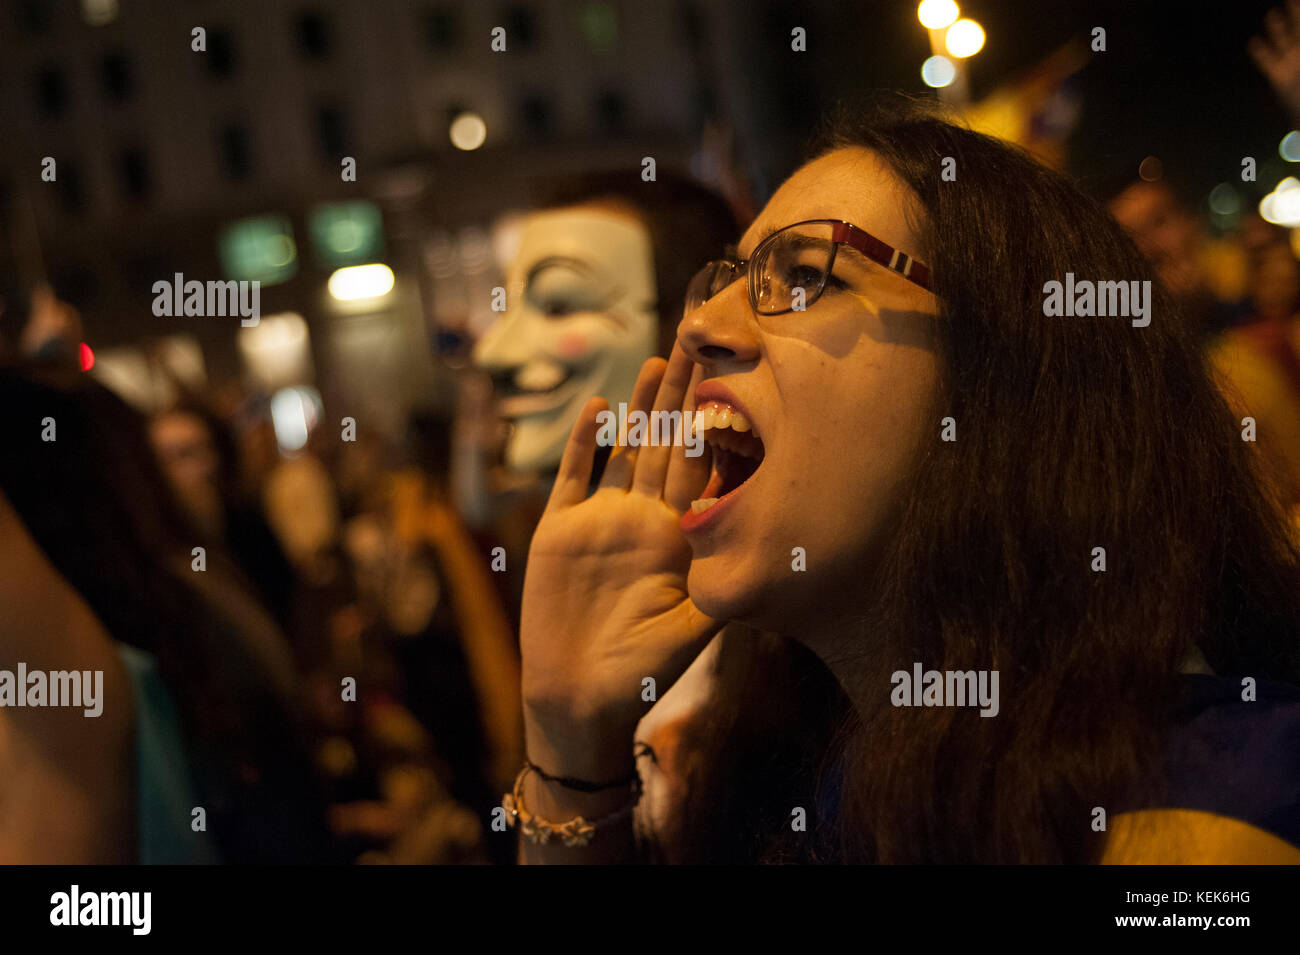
309;201;384;267
219;215;298;285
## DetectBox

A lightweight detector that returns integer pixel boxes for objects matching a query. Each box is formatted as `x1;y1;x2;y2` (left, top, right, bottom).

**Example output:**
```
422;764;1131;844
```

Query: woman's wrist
522;706;638;782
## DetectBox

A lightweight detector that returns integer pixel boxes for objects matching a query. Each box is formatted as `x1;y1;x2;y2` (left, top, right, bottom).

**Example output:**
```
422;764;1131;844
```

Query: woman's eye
785;264;824;288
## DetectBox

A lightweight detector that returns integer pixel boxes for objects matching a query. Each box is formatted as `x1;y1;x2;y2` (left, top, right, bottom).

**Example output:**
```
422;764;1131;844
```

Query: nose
676;281;761;367
472;300;531;371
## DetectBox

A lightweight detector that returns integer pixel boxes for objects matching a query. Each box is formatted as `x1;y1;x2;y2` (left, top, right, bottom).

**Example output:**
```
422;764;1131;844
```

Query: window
16;0;53;36
35;66;69;119
119;148;151;200
504;5;536;50
294;11;332;59
101;52;132;102
56;160;85;213
314;105;349;160
577;1;617;55
207;29;237;78
218;124;253;181
520;94;552;140
595;89;627;138
423;6;459;52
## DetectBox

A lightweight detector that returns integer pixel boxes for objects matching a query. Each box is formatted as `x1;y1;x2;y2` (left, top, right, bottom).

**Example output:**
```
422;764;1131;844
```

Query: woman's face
677;147;942;635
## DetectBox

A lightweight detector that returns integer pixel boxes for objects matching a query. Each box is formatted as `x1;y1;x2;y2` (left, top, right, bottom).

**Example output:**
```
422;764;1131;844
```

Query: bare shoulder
0;492;134;862
1104;809;1300;864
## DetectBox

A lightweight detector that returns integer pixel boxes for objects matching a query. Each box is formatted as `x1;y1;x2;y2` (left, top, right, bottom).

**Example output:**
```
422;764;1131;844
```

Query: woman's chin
686;566;764;626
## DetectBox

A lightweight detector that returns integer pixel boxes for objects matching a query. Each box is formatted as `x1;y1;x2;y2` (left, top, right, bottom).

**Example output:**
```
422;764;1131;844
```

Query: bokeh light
945;18;985;57
1281;131;1300;162
1138;156;1164;182
449;112;487;150
918;0;960;30
922;55;957;88
327;263;395;301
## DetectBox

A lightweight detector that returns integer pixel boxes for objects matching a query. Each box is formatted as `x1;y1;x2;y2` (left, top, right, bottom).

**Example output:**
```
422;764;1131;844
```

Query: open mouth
491;367;574;401
491;366;577;418
690;402;765;516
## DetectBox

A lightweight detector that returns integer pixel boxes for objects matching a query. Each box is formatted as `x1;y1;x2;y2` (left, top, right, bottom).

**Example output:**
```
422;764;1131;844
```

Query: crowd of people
3;4;1300;866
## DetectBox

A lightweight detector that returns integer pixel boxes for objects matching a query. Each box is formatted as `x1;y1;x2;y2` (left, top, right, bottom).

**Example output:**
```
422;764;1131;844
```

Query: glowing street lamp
922;56;957;88
945;18;986;58
917;2;983;106
918;0;959;30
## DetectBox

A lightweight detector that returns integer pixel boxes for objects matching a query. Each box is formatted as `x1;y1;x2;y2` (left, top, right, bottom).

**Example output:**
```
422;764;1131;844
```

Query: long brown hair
671;97;1300;864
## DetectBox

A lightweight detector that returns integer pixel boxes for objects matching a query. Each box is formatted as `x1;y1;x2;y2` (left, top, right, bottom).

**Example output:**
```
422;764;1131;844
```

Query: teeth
693;402;757;439
691;498;719;514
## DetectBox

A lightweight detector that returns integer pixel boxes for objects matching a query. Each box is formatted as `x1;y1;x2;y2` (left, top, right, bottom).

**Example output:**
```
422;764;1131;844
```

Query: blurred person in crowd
342;412;523;862
5;362;489;864
463;171;741;619
250;407;517;863
0;362;336;863
514;99;1300;865
16;283;83;364
1251;0;1300;127
150;401;296;626
1107;177;1248;337
263;434;344;588
1207;223;1300;512
473;170;740;479
327;699;490;864
0;485;134;862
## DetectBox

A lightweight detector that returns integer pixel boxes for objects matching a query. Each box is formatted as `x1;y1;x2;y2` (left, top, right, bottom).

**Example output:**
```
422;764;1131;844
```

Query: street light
918;0;959;30
945;18;986;58
922;56;957;88
917;3;983;106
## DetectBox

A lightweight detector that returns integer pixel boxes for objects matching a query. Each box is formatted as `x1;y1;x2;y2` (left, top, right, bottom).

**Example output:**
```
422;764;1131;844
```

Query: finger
632;342;696;497
1267;7;1293;52
664;360;712;512
547;396;608;512
1249;35;1280;73
598;356;666;490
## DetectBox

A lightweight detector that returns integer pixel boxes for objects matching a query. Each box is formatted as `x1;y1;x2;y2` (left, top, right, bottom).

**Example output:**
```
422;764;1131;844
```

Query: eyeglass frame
685;218;933;317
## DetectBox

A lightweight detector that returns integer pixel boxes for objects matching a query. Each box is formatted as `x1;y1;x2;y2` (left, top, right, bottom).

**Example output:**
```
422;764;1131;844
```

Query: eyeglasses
683;218;933;317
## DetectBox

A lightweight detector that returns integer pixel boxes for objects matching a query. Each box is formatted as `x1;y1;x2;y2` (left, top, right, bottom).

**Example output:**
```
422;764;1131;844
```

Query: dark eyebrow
832;242;878;271
734;222;780;260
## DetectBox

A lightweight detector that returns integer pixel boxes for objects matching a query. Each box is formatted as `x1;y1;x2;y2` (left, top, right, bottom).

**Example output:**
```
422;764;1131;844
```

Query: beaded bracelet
502;763;643;848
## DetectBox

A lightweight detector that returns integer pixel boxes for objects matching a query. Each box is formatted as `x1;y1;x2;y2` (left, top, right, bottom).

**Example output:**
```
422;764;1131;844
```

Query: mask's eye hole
526;263;607;318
